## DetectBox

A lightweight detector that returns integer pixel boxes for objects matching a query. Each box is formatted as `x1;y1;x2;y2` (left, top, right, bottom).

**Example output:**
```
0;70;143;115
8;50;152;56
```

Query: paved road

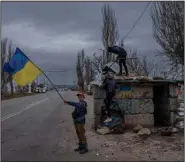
1;91;120;161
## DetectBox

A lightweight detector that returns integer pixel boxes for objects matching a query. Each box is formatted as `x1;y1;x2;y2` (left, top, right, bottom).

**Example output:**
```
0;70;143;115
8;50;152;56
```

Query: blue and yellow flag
3;47;42;86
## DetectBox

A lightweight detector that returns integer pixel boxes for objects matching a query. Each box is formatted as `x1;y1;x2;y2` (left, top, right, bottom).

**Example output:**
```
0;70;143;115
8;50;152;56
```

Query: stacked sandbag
174;102;184;130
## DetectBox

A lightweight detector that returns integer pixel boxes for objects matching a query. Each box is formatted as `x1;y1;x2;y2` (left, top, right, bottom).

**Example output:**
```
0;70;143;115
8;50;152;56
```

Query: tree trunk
10;78;14;95
2;84;8;97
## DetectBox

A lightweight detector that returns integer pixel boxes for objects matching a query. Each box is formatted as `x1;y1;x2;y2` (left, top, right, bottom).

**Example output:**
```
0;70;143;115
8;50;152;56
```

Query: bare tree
85;56;95;85
90;4;119;73
1;38;8;94
76;52;82;90
91;53;105;73
84;56;95;86
151;1;184;77
76;49;85;91
126;48;157;76
126;48;142;75
119;38;124;47
140;56;155;76
7;41;14;94
102;4;119;63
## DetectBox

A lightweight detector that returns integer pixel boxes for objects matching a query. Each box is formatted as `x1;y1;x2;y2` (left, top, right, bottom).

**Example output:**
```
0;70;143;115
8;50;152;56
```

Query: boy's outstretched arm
64;100;77;107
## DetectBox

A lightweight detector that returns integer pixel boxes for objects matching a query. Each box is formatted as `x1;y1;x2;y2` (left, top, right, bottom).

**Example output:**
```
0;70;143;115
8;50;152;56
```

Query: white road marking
1;98;49;122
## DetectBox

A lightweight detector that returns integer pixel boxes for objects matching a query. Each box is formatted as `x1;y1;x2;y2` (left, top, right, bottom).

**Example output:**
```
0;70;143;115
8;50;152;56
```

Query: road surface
2;91;182;161
1;91;123;161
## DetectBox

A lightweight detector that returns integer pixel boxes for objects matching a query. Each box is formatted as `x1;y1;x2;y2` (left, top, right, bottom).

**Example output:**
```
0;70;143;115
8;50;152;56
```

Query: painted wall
93;83;155;127
169;83;184;101
178;83;184;101
124;114;154;127
115;85;153;99
113;85;154;114
114;99;154;114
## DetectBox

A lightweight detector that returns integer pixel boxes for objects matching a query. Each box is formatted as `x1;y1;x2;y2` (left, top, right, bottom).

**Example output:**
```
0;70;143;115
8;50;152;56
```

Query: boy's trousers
74;124;87;145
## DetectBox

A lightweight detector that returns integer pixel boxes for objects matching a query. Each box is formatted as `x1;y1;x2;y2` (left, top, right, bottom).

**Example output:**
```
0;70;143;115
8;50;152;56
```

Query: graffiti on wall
116;86;153;99
136;99;154;114
178;83;184;101
119;86;132;98
132;87;153;99
115;99;154;114
124;114;154;126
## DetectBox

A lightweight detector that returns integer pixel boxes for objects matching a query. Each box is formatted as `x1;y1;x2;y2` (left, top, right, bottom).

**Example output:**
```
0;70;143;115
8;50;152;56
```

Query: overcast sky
2;1;164;85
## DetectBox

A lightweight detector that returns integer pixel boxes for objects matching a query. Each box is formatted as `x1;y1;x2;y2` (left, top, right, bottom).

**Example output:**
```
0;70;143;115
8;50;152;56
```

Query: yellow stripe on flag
13;61;42;86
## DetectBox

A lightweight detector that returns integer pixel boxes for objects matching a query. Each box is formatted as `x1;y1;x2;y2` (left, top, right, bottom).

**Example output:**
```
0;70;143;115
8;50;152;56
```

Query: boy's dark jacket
67;100;87;124
102;78;117;93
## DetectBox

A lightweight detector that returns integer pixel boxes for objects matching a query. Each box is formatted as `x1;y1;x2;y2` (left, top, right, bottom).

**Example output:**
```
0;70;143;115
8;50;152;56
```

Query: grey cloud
19;47;77;69
2;1;167;85
2;2;152;38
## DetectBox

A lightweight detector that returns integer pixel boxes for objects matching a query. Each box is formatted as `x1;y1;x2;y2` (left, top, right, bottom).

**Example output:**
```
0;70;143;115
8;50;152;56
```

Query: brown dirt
100;131;184;161
85;94;184;161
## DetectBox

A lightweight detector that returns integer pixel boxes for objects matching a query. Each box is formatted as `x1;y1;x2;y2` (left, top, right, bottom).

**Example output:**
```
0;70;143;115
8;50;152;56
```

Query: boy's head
77;92;85;101
106;71;114;79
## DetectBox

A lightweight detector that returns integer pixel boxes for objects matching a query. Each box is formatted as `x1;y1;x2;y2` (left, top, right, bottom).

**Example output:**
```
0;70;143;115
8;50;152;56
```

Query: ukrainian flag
3;47;42;86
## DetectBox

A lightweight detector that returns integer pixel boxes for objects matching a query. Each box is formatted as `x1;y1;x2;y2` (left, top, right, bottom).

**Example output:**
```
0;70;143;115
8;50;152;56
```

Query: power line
122;2;151;41
45;69;75;73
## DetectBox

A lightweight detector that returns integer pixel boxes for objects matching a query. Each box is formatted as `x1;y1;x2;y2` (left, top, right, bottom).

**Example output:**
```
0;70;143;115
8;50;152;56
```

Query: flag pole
18;48;65;101
40;72;65;101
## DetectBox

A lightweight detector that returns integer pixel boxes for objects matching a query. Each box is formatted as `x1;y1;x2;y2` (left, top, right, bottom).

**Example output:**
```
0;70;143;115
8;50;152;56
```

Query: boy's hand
64;100;68;104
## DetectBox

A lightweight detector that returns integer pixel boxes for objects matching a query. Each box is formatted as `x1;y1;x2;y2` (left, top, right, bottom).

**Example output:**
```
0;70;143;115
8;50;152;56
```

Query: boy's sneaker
74;146;82;152
104;117;112;123
79;148;88;154
74;143;82;152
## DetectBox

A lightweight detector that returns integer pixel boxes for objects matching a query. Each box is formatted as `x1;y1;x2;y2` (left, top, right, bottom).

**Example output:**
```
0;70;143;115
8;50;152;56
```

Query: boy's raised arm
64;100;77;107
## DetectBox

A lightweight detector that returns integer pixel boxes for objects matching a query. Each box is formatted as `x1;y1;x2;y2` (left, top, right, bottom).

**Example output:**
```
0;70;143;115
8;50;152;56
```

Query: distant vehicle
71;88;76;91
42;88;46;93
35;85;47;93
64;88;68;91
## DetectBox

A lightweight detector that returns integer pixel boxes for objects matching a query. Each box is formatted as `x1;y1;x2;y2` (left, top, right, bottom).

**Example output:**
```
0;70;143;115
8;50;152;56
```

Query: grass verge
2;92;38;100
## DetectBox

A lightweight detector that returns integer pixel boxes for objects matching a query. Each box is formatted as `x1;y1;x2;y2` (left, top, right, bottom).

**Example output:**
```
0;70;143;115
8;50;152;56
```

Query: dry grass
2;92;37;100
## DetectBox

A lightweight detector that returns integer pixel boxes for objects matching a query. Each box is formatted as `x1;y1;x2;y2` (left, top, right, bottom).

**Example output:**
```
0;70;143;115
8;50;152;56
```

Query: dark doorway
153;84;170;126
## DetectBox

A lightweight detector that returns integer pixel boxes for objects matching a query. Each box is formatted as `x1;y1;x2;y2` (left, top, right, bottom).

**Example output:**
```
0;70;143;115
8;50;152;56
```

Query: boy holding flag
64;92;88;154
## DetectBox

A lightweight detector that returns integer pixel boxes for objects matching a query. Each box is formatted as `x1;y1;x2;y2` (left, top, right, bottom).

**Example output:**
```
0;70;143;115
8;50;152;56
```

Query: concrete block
132;86;153;99
94;114;101;130
177;84;184;101
169;104;178;111
136;99;154;114
169;98;178;105
93;85;105;99
170;112;176;125
115;85;153;99
115;85;132;99
115;99;154;114
169;84;178;97
94;99;104;115
124;114;154;127
115;99;133;114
